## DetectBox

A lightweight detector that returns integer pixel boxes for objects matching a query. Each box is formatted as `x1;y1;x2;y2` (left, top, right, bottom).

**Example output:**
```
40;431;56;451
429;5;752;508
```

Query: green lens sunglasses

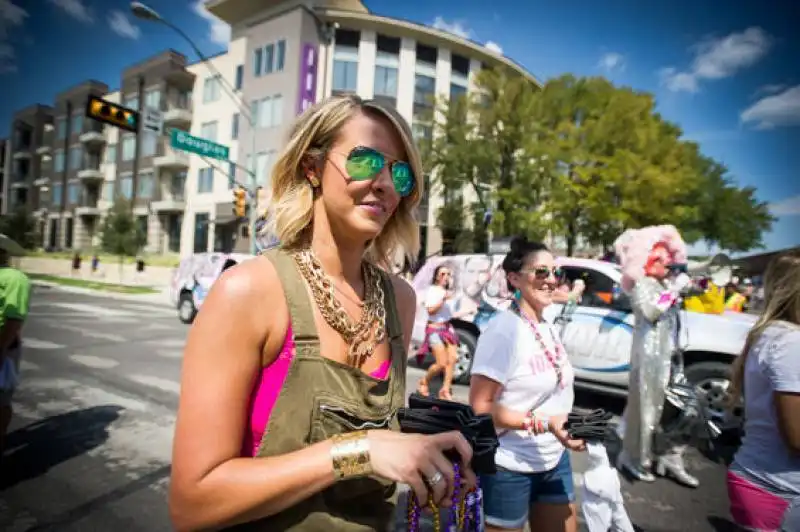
338;146;415;198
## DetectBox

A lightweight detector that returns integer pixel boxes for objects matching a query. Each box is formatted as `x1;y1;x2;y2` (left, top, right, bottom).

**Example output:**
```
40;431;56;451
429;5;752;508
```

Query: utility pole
130;74;145;213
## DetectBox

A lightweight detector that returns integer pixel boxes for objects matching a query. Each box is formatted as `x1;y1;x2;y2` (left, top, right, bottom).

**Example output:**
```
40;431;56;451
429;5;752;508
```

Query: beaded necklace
512;300;567;388
405;463;483;531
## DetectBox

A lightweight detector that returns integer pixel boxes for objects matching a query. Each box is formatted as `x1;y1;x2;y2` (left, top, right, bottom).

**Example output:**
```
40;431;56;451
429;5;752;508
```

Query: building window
137;170;155;198
56;118;67;140
68;182;80;204
253;96;283;128
276;40;286;71
197;167;214;193
414;74;436;107
256;151;275;186
332;44;358;93
374;65;398;98
105;144;117;163
69;146;83;170
235;64;243;90
119;175;133;199
52;183;63;205
227;161;237;189
124;95;139;110
200;121;218;141
412;122;433;143
265;44;275;74
144;88;161;109
54;149;65;172
194;213;209;253
122;135;136;161
272;95;283;127
102;181;114;201
450;83;468;102
203;76;221;103
231;113;239;140
141;131;157;157
171;172;187;199
71;112;83;135
254;48;263;77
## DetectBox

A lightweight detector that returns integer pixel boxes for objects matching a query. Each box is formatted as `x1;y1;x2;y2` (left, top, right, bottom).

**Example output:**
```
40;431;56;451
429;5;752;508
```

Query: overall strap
377;269;403;342
263;249;320;346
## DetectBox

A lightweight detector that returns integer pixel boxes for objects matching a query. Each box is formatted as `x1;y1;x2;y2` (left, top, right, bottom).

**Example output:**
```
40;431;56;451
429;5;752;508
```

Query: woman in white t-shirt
470;237;585;532
418;263;468;399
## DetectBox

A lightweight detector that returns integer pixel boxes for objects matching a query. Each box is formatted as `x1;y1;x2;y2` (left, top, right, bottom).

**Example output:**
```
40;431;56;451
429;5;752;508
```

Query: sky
1;0;798;256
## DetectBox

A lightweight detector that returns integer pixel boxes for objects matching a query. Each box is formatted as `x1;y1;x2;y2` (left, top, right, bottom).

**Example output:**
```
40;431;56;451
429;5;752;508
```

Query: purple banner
297;43;318;115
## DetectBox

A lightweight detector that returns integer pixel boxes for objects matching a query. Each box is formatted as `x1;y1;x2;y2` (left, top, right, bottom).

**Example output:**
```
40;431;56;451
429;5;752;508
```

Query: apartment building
0;138;6;213
3;0;538;258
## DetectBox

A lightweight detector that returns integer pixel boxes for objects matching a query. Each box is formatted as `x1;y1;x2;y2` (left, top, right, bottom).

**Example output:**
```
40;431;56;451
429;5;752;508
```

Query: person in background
727;251;800;531
0;244;32;458
416;263;470;400
614;225;700;488
581;442;635;532
724;282;747;313
470;236;585;532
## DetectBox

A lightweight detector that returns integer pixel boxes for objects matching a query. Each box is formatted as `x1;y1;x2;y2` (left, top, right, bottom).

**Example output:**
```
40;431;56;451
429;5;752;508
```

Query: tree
0;207;40;250
100;198;146;279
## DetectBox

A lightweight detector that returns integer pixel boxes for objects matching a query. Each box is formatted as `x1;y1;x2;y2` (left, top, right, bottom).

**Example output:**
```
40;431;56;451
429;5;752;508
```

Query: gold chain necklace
292;249;387;368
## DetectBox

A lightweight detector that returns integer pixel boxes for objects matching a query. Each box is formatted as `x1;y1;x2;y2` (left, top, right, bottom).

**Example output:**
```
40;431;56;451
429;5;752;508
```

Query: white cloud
769;195;800;216
108;10;140;40
191;0;230;46
659;27;771;93
740;85;800;130
0;0;28;74
485;41;503;55
598;52;625;73
752;83;786;99
48;0;93;24
431;16;471;39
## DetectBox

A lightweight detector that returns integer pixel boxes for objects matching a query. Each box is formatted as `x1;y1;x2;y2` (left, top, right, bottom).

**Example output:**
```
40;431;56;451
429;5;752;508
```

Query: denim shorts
480;451;575;529
428;332;445;347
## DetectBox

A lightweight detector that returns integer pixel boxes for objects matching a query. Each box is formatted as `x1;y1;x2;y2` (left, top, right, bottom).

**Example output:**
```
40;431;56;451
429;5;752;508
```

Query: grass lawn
28;273;159;294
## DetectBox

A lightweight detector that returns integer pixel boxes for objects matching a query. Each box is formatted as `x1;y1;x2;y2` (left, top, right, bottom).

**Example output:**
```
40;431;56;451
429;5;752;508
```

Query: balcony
77;156;104;183
163;102;193;128
79;123;106;147
12;147;31;160
154;140;190;170
75;194;101;217
36;144;51;156
33;176;50;187
152;193;185;212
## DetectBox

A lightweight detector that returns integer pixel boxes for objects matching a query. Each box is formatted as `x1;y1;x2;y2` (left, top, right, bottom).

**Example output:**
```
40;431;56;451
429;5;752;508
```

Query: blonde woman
727;251;800;531
169;96;475;531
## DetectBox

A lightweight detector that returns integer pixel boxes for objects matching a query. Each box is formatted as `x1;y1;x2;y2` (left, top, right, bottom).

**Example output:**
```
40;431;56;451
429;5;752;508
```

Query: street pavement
0;286;737;531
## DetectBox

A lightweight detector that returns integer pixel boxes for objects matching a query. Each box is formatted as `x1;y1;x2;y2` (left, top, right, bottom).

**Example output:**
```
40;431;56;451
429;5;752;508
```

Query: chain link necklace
292;249;387;368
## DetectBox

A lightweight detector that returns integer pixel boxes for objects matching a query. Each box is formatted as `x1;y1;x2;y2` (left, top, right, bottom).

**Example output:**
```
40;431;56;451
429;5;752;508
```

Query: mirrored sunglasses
521;266;563;280
342;146;415;198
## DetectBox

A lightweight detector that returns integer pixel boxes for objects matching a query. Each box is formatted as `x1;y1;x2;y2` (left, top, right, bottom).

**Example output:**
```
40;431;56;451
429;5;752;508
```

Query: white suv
410;254;754;428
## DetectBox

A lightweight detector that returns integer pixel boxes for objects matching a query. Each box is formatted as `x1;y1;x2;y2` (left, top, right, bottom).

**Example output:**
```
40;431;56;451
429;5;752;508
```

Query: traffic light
85;95;139;133
233;188;247;218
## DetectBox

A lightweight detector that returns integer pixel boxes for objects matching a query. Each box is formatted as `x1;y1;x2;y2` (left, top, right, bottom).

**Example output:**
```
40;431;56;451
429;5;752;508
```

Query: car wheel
452;329;478;385
178;291;197;324
684;360;743;432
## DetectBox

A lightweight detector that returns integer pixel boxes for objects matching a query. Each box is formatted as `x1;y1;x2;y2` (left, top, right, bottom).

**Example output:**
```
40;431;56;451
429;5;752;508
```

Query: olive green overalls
232;249;407;531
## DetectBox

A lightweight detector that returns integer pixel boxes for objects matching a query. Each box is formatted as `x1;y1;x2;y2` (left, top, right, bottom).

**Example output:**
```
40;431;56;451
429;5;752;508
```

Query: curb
32;280;175;308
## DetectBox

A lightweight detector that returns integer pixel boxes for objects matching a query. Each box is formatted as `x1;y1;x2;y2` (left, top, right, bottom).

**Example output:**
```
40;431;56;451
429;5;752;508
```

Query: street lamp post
130;2;260;255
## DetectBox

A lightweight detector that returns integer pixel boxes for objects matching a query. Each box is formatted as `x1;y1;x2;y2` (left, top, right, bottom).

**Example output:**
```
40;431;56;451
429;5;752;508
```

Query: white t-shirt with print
424;285;454;323
471;309;575;473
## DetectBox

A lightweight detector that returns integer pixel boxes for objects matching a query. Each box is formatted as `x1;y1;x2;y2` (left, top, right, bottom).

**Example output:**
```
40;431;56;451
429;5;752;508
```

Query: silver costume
620;276;703;487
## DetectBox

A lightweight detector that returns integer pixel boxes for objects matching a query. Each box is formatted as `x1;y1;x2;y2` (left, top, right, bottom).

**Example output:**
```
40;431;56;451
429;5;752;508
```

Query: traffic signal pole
248;125;258;255
130;74;145;214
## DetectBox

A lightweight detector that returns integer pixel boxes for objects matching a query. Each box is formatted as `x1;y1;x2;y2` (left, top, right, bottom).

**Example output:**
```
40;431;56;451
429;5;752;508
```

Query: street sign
142;107;163;134
170;129;229;161
86;95;139;133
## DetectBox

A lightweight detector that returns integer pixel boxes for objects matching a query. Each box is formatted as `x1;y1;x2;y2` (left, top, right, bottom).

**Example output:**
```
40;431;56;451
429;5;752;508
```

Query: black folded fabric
398;394;499;474
564;409;615;442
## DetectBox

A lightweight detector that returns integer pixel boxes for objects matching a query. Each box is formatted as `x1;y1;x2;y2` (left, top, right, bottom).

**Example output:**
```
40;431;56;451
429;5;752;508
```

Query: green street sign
170;129;230;161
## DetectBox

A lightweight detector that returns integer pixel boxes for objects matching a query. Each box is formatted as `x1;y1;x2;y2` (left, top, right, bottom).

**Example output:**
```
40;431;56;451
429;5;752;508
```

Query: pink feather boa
613;225;687;294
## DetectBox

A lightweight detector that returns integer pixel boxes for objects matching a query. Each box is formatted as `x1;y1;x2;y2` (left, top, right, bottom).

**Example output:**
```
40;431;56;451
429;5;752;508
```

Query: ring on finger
426;471;444;487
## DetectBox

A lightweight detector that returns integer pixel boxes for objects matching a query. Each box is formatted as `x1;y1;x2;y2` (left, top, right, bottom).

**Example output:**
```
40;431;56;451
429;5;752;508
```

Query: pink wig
613;225;687;294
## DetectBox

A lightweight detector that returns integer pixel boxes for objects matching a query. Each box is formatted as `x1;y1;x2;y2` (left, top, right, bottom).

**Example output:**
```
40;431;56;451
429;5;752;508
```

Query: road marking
48;322;127;342
19;360;41;372
48;302;136;317
156;349;183;359
148;338;185;349
22;338;64;350
129;374;181;394
70;354;120;369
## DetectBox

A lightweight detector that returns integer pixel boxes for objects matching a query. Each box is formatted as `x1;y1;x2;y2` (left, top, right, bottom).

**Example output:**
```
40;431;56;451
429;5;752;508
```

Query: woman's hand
548;414;586;452
367;430;477;507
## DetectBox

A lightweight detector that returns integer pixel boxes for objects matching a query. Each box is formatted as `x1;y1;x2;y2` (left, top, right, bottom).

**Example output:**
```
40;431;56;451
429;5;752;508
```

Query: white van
170;252;253;323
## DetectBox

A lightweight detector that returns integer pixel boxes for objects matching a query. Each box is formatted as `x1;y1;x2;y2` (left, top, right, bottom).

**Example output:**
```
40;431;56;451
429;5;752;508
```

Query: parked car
411;254;756;429
170;252;253;323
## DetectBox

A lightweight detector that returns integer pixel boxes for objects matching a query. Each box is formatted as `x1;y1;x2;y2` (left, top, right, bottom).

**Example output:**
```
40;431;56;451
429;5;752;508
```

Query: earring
308;175;320;188
514;289;521;300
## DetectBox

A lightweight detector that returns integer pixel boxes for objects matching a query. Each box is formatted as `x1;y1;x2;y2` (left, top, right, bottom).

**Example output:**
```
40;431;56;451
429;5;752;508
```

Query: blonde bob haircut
263;94;423;268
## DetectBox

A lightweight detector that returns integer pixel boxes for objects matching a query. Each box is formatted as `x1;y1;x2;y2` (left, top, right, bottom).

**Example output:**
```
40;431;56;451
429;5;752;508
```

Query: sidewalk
18;257;173;289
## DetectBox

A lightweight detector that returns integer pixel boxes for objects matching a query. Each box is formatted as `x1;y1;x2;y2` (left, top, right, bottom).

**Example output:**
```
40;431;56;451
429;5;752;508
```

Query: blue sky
1;0;798;255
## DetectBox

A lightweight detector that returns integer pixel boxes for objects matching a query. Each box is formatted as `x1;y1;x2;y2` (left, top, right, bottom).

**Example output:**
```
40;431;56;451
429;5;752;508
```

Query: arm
470;375;529;430
424;286;445;316
169;258;342;530
764;330;800;455
632;275;688;323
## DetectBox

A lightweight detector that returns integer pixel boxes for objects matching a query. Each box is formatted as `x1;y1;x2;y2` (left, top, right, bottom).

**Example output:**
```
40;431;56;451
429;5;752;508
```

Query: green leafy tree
100;198;146;279
0;207;40;250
